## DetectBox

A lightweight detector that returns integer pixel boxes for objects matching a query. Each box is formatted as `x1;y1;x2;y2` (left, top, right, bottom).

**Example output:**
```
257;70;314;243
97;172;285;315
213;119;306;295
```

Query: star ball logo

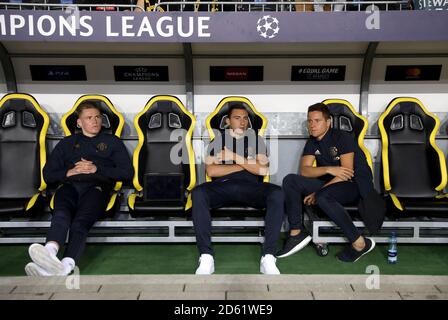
256;15;280;39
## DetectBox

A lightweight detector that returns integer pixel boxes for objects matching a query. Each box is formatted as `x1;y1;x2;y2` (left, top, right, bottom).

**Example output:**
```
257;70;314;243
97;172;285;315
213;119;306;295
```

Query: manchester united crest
96;142;108;152
329;146;340;161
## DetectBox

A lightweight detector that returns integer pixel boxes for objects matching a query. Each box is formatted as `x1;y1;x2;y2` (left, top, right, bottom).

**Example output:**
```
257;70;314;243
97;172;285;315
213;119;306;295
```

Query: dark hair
75;102;101;118
227;104;248;118
308;103;331;120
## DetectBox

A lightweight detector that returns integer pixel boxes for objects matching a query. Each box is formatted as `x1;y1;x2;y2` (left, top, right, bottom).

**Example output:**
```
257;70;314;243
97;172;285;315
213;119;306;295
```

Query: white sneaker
28;243;65;275
25;262;52;277
195;254;215;275
260;254;280;275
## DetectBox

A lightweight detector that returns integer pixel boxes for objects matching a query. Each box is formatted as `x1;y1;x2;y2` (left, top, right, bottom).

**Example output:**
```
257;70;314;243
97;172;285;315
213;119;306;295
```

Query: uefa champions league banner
0;10;447;42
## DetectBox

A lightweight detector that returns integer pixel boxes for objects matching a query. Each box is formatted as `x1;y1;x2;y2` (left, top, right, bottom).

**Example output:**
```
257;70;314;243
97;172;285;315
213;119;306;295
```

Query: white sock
61;257;75;275
45;242;59;256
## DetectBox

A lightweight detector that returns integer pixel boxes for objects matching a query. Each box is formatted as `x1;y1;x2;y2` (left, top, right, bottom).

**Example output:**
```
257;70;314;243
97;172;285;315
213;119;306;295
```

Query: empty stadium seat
128;95;196;216
0;93;49;215
378;97;448;212
205;96;268;217
50;94;125;212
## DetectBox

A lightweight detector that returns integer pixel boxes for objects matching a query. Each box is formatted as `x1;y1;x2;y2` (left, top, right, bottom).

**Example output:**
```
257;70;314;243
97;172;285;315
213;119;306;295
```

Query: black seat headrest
379;97;447;199
132;95;196;195
323;100;365;138
207;98;266;134
0;93;49;200
62;96;123;137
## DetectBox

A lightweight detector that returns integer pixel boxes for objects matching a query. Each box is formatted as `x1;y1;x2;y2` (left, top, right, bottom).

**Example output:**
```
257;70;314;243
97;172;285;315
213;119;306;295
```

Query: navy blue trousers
192;179;285;256
282;174;361;243
46;183;108;263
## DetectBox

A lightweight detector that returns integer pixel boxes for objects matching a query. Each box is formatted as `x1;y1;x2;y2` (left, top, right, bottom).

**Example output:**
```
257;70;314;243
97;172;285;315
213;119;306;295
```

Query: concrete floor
0;274;447;300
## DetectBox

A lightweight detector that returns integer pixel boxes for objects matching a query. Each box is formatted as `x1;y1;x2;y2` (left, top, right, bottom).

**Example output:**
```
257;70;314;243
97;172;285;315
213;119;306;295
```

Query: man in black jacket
25;103;132;276
277;103;376;262
192;105;284;275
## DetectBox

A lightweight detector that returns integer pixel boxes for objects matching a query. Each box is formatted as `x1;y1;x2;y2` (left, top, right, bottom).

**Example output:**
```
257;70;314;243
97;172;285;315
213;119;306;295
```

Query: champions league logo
256;15;280;39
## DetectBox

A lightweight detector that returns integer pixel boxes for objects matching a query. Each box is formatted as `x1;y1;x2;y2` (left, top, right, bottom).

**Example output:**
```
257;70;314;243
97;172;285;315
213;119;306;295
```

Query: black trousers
192;178;285;256
46;183;108;263
282;174;362;243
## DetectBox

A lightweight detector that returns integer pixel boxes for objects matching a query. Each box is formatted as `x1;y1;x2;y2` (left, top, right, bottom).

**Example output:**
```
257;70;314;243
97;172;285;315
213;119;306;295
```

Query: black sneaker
336;238;376;263
276;232;312;258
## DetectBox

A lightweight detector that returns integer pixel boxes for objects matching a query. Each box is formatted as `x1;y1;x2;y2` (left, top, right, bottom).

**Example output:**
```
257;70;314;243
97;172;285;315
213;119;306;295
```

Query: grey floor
1;274;448;300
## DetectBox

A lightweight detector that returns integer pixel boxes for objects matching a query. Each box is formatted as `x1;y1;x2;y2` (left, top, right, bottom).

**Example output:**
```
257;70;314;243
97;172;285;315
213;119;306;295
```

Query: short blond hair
75;102;100;118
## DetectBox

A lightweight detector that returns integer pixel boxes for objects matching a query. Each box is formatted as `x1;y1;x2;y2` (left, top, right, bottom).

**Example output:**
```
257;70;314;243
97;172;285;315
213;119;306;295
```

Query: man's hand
66;158;97;177
216;147;236;163
304;192;316;206
326;166;354;181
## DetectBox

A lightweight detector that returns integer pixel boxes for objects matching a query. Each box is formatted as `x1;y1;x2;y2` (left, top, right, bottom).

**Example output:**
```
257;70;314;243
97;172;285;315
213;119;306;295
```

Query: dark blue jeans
192;179;285;256
46;183;108;263
282;174;362;243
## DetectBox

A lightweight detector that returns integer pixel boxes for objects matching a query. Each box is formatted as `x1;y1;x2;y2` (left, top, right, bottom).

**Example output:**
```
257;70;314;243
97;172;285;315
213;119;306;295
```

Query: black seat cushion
133;97;195;212
381;99;443;198
0;95;47;203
